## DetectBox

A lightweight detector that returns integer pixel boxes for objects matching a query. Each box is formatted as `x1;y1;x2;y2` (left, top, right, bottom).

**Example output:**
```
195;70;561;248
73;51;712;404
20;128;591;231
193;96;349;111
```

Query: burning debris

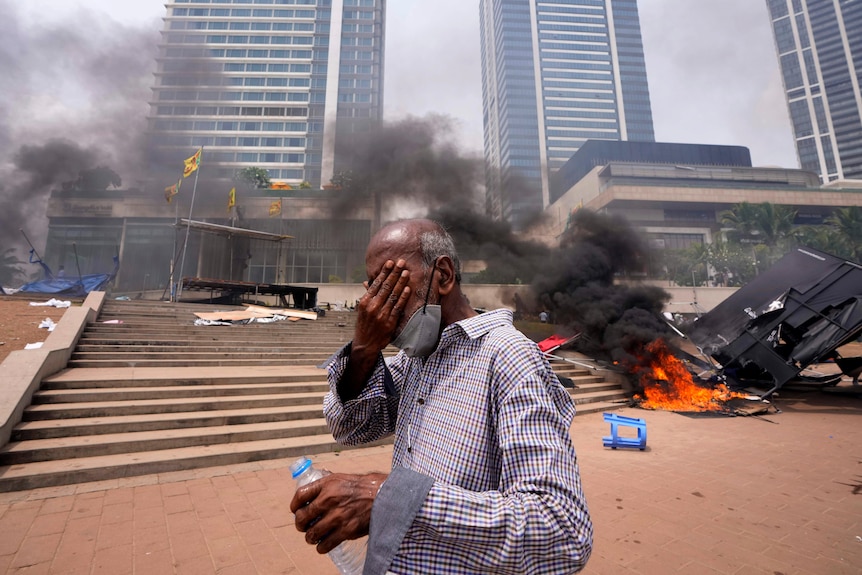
632;339;751;413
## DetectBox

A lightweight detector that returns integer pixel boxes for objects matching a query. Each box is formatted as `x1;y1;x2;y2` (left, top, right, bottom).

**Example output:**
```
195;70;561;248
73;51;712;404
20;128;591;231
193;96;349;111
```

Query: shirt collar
437;308;514;349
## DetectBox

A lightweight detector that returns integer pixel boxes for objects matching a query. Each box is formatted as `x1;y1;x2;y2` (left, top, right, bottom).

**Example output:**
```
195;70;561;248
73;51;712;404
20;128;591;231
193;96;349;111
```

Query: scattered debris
193;304;318;324
101;320;123;324
29;298;71;309
38;318;57;332
24;342;44;350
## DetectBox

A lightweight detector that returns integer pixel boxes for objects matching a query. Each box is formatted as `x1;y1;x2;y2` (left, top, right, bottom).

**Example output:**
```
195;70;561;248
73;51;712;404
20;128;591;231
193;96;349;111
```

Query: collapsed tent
686;247;862;397
18;253;119;298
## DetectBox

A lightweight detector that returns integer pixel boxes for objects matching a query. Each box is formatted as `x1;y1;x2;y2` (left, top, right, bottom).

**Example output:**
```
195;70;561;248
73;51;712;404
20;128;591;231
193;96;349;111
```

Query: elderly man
291;219;592;574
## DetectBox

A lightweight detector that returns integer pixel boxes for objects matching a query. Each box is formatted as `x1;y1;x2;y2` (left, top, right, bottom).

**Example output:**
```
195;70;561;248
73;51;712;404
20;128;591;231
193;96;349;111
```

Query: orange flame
634;340;746;412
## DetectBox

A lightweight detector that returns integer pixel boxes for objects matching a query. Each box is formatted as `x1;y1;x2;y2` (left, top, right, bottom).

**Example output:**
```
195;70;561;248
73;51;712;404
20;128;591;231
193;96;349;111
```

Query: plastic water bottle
290;457;368;575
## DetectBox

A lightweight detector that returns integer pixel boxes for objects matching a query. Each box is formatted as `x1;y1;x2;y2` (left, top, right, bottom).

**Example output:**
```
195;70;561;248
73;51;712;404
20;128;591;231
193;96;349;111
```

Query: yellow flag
227;187;236;212
183;148;202;178
164;178;181;203
269;199;282;217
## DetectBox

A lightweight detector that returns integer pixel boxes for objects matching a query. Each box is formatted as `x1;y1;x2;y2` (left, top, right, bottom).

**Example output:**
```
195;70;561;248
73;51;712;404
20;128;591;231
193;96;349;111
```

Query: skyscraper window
480;0;655;228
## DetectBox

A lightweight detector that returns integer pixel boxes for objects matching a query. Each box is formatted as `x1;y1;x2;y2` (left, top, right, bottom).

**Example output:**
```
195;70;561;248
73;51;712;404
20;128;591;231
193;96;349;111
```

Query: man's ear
436;256;457;296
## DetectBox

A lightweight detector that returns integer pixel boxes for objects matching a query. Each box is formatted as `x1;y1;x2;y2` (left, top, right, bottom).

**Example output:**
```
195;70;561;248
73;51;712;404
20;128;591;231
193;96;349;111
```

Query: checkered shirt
323;309;593;574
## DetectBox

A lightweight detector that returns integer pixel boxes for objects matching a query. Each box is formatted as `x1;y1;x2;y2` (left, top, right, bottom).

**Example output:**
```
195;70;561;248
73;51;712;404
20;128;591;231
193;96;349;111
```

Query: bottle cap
290;456;312;479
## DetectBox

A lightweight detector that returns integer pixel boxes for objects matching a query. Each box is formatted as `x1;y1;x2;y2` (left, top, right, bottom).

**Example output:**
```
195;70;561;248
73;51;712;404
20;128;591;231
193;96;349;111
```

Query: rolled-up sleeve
322;343;403;446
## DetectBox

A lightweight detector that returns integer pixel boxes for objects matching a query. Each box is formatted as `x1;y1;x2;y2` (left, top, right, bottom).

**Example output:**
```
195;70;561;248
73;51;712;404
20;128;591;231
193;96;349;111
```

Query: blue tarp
18;274;115;298
18;252;119;298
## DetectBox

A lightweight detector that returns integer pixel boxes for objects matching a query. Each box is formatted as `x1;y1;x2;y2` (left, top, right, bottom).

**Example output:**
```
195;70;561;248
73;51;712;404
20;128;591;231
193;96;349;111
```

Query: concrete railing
0;292;106;447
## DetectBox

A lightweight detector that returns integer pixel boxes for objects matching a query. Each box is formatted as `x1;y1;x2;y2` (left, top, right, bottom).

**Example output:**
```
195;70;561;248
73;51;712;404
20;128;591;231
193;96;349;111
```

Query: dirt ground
0;295;73;363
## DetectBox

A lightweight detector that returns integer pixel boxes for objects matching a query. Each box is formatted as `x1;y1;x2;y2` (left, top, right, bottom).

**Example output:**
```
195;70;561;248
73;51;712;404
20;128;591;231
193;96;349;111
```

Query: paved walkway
0;388;860;574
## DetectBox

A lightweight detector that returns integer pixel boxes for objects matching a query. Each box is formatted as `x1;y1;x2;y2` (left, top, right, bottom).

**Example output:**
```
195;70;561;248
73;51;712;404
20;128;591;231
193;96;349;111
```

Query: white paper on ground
38;318;57;332
24;342;44;350
29;298;72;308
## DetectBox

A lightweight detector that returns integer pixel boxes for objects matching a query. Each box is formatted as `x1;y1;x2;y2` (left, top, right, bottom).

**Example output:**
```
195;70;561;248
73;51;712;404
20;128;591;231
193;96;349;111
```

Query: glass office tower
150;0;385;187
480;0;655;229
767;0;862;182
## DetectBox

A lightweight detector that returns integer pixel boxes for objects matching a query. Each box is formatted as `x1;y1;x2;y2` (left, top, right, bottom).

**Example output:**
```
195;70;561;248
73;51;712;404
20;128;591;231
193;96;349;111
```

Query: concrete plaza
0;386;859;575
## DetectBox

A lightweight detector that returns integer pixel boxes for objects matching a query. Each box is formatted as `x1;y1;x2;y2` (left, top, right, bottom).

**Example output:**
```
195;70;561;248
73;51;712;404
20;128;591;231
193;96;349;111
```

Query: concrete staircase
0;300;627;491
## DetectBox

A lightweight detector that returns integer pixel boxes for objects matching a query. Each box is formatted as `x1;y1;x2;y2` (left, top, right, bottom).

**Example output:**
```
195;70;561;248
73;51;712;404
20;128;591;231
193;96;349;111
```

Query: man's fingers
290;480;323;514
392;284;411;316
365;260;394;298
382;270;410;315
364;259;407;309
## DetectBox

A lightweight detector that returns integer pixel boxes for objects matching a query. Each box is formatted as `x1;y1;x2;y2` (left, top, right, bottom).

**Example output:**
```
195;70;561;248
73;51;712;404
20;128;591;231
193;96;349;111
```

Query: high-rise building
479;0;655;229
149;0;386;187
767;0;862;182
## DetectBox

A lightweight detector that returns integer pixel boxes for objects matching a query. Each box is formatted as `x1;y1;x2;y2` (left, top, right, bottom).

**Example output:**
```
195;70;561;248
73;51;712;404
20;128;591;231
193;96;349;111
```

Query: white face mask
391;263;442;358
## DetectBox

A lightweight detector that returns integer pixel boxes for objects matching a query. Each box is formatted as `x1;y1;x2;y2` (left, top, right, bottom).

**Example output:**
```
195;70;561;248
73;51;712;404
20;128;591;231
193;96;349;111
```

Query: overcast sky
6;0;797;169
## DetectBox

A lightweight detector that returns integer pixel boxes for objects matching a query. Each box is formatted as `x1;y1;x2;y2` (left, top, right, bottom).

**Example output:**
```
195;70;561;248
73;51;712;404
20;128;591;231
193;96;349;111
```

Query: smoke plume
533;210;671;371
332;115;484;218
0;7;160;257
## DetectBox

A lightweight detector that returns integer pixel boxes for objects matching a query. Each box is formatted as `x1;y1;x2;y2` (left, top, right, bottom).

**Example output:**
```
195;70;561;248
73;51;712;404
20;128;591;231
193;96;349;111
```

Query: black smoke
332;115;554;284
429;205;550;285
533;210;671;374
0;7;160;257
331;115;484;218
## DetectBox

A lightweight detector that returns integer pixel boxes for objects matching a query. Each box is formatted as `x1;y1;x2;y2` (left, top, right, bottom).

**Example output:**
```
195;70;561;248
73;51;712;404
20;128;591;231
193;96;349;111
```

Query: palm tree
720;202;763;238
721;202;798;270
721;202;797;249
753;203;797;249
827;206;862;262
793;225;843;256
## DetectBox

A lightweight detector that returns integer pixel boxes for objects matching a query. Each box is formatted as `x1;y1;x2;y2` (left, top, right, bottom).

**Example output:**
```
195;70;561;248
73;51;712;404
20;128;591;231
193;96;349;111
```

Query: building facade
767;0;862;182
44;187;375;294
480;0;655;229
544;141;862;252
150;0;386;187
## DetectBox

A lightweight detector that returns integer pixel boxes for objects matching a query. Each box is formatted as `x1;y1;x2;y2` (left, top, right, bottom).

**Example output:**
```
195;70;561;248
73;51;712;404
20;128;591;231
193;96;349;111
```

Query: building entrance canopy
176;219;293;242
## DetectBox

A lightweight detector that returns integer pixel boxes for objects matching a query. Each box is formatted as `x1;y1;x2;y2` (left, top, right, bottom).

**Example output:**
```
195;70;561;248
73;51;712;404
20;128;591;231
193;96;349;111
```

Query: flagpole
176;147;202;302
278;196;284;284
168;194;179;301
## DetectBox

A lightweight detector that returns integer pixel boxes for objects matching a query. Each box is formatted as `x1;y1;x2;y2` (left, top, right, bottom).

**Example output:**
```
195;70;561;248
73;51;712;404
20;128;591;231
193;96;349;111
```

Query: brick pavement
0;389;860;574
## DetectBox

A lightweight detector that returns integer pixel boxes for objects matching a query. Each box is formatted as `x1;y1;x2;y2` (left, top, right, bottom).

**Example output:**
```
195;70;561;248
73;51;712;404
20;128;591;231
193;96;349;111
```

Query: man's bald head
368;219;461;282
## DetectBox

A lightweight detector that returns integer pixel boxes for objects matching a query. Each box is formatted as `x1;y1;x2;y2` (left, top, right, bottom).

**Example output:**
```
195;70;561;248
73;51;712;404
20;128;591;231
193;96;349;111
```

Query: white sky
9;0;798;169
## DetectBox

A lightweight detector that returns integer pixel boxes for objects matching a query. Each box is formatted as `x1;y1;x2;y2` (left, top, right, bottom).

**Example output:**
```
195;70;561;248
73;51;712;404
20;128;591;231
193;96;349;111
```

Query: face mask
391;264;442;358
392;304;442;357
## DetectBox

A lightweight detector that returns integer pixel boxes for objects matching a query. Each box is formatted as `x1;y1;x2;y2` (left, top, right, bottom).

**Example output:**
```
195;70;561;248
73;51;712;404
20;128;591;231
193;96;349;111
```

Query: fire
634;339;746;412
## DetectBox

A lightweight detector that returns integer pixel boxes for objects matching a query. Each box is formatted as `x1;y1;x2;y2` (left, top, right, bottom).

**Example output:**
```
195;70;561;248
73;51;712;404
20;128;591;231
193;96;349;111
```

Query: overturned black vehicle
686;247;862;397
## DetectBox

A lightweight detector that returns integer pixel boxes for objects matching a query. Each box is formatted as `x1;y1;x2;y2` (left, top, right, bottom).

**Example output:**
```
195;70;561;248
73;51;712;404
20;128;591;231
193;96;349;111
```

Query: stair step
563;375;609;386
1;419;333;464
570;389;629;404
75;344;339;353
42;367;327;387
574;400;629;415
41;374;327;390
68;358;338;368
0;434;393;492
13;405;326;440
23;392;327;420
32;382;331;403
71;351;336;361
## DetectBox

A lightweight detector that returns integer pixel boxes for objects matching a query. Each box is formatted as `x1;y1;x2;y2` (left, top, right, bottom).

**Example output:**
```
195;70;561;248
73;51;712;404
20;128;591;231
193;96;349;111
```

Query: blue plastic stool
602;412;647;450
